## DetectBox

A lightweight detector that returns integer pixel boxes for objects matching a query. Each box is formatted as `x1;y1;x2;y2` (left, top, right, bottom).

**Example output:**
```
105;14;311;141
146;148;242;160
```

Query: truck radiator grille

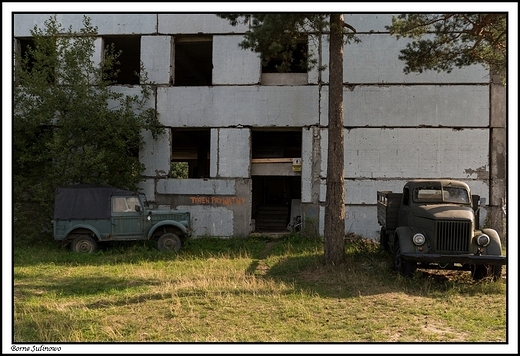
435;221;471;254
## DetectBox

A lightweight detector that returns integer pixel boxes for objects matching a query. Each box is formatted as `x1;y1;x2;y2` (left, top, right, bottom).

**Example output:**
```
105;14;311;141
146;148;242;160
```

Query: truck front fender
482;228;502;255
63;224;102;241
148;220;189;239
395;226;424;254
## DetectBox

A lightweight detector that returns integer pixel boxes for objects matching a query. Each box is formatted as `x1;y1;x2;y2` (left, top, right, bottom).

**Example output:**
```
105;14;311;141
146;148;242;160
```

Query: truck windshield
414;186;469;204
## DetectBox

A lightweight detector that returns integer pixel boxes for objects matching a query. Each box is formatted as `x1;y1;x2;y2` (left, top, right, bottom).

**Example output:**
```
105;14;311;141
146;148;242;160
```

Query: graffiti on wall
190;196;246;205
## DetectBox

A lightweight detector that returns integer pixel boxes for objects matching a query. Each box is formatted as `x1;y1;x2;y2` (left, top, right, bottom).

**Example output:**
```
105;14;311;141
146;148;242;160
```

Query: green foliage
13;15;162;241
170;162;189;178
217;14;359;73
386;14;507;84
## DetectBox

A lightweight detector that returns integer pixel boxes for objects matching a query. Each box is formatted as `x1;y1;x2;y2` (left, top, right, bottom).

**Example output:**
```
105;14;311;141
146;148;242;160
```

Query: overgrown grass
11;233;508;346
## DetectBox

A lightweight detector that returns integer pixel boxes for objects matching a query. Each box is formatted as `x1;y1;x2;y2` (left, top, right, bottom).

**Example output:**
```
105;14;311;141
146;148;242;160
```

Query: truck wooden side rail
377;191;402;231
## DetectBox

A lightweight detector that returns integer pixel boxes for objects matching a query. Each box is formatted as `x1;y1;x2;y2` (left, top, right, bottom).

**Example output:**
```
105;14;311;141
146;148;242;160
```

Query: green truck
377;179;506;280
53;185;191;253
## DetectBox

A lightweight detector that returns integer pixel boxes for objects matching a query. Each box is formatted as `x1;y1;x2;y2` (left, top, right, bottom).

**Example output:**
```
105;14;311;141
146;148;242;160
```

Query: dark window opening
17;37;55;84
104;35;141;85
171;129;211;178
252;130;302;159
262;42;308;73
174;36;213;86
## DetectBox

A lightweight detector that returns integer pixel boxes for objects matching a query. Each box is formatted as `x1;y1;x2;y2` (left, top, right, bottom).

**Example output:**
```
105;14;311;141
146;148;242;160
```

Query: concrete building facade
13;13;507;240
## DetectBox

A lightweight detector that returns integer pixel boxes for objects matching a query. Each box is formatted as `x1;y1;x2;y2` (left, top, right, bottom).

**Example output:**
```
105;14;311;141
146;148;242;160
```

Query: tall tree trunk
324;14;346;265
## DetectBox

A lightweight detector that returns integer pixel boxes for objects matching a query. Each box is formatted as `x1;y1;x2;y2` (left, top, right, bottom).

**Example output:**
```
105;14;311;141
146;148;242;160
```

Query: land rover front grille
435;221;471;254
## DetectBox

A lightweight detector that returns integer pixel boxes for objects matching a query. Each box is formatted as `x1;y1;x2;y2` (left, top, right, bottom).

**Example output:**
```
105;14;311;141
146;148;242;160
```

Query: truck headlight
412;233;426;246
476;234;490;247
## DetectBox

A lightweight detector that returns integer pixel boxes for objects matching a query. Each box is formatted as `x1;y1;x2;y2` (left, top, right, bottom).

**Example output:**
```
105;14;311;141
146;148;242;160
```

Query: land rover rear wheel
157;233;182;252
70;235;98;253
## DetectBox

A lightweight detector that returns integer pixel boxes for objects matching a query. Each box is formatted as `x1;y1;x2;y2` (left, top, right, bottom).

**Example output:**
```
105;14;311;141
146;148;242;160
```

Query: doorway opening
252;176;301;232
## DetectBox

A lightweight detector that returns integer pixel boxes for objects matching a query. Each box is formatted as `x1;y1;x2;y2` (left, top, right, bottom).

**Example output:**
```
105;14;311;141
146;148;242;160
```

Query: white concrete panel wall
343;13;397;33
318;85;489;127
344;128;490;179
158;14;249;34
157;86;319;127
137;179;156;203
213;36;261;85
141;36;172;85
313;35;488;84
344;35;489;84
301;127;315;203
14;14;157;36
140;129;171;177
179;205;234;237
214;129;251;178
157;179;236;195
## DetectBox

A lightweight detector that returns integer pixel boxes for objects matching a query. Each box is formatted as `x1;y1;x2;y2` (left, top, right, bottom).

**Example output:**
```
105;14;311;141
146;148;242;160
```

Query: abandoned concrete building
13;13;507;240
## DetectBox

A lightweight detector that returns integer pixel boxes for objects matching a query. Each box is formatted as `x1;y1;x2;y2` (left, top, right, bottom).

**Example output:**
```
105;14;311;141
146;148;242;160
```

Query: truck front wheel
472;264;502;281
157;233;182;252
393;237;416;277
70;235;98;253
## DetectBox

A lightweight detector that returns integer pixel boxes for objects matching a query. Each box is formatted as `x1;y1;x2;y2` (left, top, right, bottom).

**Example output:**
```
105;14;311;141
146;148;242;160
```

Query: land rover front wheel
157;233;182;252
70;235;98;253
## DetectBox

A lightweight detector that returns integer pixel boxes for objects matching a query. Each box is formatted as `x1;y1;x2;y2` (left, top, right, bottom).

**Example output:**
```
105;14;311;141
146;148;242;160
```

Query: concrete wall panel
215;128;251;178
312;34;488;84
344;128;490;179
213;36;261;85
157;86;319;127
141;36;172;85
319;85;489;127
180;205;234;237
158;14;249;34
14;14;158;36
157;178;236;195
140;129;172;177
343;13;397;33
301;128;315;203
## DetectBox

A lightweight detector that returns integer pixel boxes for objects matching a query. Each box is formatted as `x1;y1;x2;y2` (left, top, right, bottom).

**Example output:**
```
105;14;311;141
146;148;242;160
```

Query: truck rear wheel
70;235;98;253
393;237;416;277
380;228;390;252
157;233;182;252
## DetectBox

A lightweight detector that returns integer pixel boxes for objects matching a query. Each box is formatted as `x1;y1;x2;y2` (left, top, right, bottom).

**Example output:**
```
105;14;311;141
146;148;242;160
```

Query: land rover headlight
412;233;426;246
476;234;490;247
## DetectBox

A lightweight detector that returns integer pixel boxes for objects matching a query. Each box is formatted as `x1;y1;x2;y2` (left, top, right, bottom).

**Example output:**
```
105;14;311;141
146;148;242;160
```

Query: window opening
174;36;213;86
16;37;56;84
171;129;211;178
252;130;302;159
262;42;308;73
104;35;141;85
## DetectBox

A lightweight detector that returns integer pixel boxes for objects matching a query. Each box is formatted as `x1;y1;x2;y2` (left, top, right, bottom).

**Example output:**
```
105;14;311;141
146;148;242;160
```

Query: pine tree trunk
323;14;346;265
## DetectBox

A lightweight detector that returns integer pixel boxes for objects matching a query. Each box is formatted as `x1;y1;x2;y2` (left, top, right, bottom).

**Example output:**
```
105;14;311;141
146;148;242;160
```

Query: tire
472;264;502;281
471;264;488;281
491;265;503;281
393;237;416;277
157;233;182;252
70;234;98;253
380;228;390;252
